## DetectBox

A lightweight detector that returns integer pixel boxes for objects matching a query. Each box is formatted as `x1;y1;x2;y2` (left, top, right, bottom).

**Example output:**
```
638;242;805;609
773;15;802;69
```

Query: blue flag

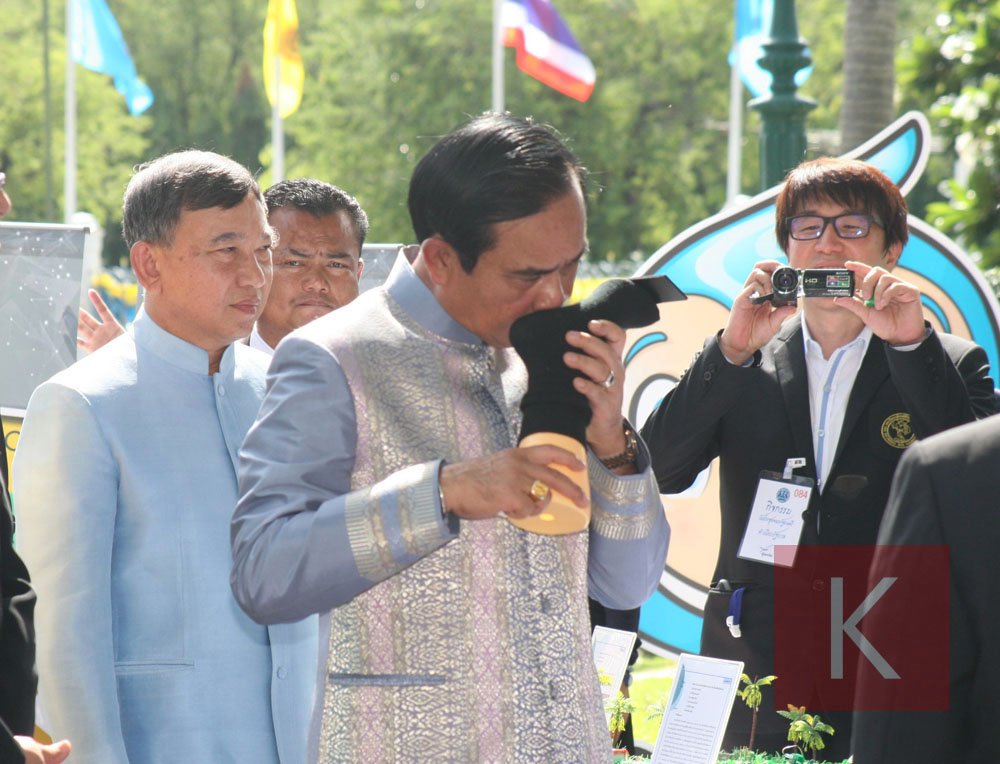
71;0;153;115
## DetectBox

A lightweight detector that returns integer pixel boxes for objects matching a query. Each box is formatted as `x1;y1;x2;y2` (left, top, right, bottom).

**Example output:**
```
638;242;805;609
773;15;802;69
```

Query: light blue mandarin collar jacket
13;307;316;764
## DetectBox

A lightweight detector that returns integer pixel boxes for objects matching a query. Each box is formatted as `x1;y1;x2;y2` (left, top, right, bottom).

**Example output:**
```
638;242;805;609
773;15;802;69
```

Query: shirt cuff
888;325;932;352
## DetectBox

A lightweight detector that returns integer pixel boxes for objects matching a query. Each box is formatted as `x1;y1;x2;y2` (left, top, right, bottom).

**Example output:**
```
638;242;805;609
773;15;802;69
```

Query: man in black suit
1;418;35;762
851;415;1000;763
640;157;996;759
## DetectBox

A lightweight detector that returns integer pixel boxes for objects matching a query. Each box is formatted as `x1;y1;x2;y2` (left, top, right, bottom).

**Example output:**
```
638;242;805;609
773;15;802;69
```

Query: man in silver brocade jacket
231;114;669;763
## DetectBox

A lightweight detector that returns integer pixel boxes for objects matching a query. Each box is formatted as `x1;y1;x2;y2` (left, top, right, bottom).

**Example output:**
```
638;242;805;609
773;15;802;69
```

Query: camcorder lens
772;267;799;296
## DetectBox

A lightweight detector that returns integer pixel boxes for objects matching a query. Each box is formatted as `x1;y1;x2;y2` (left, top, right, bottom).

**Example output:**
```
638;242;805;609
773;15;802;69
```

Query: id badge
737;465;814;567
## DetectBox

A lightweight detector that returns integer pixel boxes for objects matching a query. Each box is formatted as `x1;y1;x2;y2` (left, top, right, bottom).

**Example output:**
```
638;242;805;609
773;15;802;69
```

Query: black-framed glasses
786;213;885;241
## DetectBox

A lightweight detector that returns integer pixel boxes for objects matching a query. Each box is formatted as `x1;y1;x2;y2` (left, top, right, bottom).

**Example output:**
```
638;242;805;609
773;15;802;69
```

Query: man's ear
130;241;162;294
355;258;364;282
882;240;903;271
420;236;460;286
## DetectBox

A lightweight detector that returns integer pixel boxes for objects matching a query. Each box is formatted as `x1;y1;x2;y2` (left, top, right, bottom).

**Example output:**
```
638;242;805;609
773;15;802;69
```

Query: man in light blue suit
12;151;317;764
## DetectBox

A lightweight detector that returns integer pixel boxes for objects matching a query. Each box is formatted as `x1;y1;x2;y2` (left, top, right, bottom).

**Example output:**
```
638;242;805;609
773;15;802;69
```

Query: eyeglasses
786;213;885;241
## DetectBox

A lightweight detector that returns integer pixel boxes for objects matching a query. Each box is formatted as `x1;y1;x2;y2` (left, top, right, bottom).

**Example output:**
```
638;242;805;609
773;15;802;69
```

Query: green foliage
738;673;776;751
4;0;982;269
777;705;834;761
776;704;807;723
0;0;152;263
899;0;1000;266
645;691;669;723
738;673;776;712
285;0;741;259
607;690;637;738
628;652;674;744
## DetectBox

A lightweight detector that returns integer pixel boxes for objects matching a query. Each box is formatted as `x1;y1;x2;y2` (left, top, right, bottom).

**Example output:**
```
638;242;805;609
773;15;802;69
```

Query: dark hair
121;150;262;248
407;113;586;273
775;158;908;253
264;178;370;249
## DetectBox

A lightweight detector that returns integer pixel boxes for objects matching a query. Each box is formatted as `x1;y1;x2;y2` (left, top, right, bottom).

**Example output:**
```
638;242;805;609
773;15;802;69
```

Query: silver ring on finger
600;369;615;389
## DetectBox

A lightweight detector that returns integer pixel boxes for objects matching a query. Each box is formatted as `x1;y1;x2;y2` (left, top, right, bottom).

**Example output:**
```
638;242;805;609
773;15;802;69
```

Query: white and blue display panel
0;222;88;415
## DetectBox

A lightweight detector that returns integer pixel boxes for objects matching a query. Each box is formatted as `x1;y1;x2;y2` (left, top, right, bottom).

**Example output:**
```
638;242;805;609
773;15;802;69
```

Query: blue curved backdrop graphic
629;111;1000;656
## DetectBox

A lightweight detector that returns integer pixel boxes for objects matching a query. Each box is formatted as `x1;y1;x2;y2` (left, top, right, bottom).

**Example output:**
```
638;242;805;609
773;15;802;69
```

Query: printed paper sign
649;653;743;764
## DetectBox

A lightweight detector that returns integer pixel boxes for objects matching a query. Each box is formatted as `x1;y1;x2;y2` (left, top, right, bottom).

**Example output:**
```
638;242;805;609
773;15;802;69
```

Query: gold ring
529;479;550;502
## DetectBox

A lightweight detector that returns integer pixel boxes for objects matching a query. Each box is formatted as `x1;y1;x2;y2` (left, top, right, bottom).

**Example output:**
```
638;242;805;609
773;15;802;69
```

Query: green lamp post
749;0;816;190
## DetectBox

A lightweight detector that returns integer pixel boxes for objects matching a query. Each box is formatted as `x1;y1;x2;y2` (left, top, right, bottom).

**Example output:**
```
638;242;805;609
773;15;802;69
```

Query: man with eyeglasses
641;157;996;759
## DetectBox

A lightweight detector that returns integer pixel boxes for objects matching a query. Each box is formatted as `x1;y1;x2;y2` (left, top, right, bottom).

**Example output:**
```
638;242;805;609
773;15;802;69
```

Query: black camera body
763;266;855;307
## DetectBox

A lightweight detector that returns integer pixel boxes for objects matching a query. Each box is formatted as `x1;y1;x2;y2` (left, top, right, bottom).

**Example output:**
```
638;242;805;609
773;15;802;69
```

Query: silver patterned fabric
317;289;611;763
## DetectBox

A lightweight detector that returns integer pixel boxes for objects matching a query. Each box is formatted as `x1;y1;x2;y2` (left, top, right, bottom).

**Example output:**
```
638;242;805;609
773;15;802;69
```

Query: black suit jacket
1;419;35;763
851;416;1000;763
641;318;996;758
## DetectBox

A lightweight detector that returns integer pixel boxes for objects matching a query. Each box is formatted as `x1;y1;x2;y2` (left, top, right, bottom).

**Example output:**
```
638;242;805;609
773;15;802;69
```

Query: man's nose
815;221;845;251
302;265;330;292
535;272;570;311
238;251;268;288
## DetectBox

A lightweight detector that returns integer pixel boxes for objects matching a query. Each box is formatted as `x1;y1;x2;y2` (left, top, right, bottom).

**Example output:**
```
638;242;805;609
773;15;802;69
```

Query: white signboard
650;653;743;764
591;625;637;718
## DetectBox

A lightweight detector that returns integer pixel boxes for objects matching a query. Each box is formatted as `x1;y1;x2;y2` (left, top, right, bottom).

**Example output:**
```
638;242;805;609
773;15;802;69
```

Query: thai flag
502;0;595;102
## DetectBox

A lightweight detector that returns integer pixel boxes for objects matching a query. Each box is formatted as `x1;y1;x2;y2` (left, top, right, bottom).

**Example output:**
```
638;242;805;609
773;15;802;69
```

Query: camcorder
751;266;855;307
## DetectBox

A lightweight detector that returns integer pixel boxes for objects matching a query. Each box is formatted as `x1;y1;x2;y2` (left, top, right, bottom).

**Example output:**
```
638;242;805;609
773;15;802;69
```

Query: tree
0;0;152;263
738;673;777;752
0;0;964;268
606;690;636;747
288;0;741;258
777;705;835;762
838;0;897;153
900;0;1000;267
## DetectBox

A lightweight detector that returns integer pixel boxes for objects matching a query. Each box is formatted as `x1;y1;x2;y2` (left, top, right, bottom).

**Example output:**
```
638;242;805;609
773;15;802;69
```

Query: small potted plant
606;690;636;759
777;705;835;762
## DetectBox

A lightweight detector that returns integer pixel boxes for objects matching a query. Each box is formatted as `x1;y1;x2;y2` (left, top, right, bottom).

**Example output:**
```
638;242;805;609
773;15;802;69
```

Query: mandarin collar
132;306;236;377
384;246;483;347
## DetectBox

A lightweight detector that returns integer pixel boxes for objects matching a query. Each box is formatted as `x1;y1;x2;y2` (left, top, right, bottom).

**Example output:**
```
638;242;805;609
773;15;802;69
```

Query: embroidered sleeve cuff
344;462;457;582
588;430;660;541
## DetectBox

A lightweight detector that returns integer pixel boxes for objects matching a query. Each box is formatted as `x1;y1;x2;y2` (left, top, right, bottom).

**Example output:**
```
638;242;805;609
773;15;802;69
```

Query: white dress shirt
801;317;873;490
249;324;275;355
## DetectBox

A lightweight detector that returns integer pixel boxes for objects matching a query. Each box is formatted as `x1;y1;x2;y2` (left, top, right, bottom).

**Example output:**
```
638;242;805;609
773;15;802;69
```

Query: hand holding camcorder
751;266;855;307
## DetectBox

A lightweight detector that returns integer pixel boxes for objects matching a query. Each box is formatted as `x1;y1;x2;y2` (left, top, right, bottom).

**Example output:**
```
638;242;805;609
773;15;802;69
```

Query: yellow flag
263;0;304;118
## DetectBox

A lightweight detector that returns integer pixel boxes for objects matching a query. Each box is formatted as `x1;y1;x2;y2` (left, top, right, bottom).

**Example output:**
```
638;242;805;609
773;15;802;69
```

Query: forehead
789;189;872;216
479;186;587;270
173;194;268;239
270;208;359;253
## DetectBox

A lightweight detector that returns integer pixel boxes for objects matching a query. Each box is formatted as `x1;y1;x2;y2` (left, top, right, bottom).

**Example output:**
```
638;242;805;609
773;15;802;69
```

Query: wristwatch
599;424;639;469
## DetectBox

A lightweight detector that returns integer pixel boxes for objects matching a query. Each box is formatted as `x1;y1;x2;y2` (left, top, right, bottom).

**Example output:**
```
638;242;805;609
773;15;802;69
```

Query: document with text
650;653;744;764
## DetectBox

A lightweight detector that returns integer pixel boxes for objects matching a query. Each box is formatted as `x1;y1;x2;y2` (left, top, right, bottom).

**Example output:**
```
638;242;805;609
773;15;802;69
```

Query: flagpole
64;0;77;222
491;0;504;112
272;53;284;183
43;0;56;220
725;49;743;205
